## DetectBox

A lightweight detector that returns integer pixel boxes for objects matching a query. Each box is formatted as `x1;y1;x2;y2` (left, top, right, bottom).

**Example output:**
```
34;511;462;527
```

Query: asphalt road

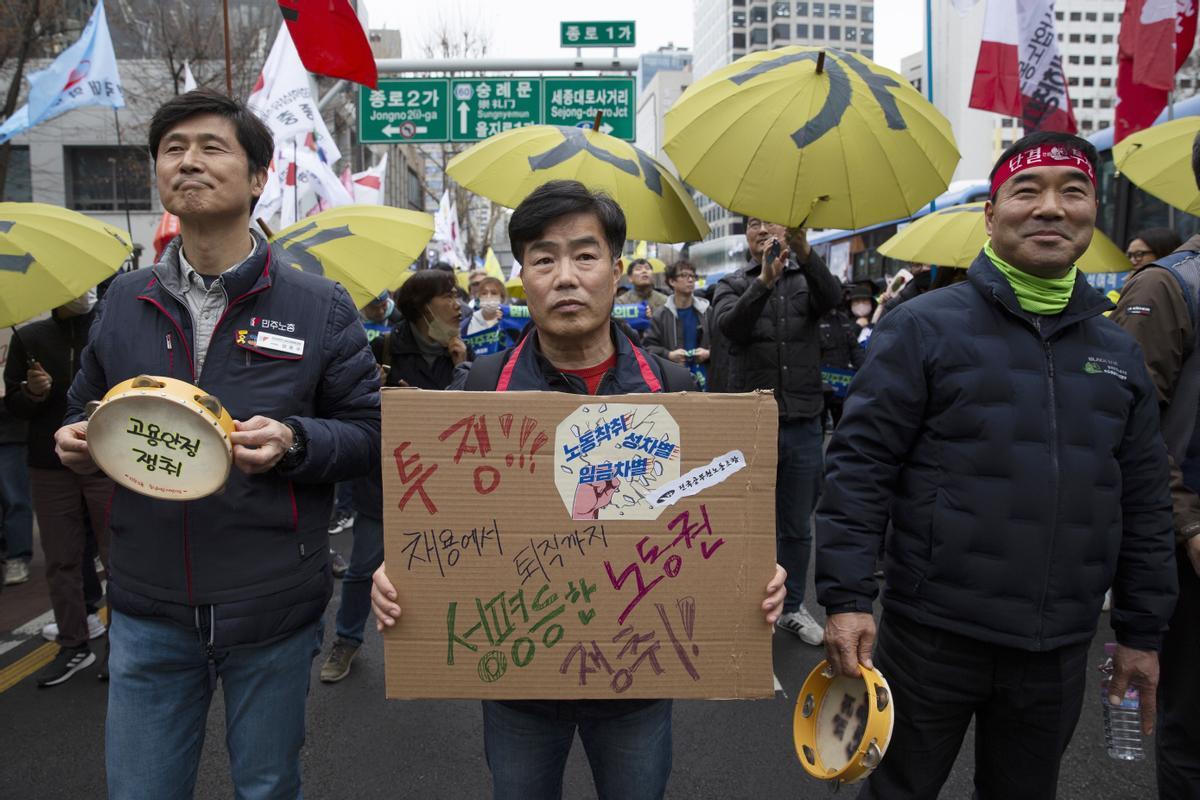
0;530;1158;799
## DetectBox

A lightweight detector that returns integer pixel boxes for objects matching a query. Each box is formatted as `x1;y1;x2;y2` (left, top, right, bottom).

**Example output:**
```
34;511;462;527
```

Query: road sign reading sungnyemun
450;78;542;142
543;77;636;141
359;79;450;143
560;21;636;48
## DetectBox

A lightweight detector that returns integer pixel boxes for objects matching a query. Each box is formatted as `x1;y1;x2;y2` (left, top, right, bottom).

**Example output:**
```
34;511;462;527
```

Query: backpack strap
464;349;512;391
1146;250;1200;330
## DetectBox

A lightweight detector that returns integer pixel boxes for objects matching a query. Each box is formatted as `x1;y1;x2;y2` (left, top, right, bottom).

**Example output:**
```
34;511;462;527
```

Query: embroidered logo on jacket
1083;356;1128;381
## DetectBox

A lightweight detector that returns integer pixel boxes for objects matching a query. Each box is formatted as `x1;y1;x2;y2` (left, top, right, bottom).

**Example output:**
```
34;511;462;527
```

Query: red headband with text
990;144;1096;197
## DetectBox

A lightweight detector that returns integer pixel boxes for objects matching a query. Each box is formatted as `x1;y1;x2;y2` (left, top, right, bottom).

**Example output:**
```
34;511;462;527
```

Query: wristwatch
278;421;307;470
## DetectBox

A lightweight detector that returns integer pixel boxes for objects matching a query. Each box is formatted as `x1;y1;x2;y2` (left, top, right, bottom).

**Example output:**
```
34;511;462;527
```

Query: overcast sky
363;0;924;73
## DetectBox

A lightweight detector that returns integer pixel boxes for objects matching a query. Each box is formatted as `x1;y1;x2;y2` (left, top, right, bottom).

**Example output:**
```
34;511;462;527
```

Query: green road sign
450;78;542;142
560;21;636;48
359;79;450;143
544;77;636;141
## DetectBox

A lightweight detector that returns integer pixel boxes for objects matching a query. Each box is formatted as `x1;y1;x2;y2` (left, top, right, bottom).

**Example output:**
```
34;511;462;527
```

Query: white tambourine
85;375;234;501
793;660;895;786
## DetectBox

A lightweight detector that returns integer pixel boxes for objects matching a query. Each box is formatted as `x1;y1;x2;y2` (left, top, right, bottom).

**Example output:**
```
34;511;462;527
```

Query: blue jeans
777;416;824;612
483;699;673;800
0;443;33;562
334;513;383;645
106;610;321;800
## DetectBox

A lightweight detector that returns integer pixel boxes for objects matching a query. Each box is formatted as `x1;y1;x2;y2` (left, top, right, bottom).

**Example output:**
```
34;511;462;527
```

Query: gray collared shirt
177;237;257;375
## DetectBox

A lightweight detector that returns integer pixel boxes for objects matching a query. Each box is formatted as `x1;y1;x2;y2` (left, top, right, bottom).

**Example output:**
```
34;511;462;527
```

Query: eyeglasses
1126;249;1154;261
674;274;697;281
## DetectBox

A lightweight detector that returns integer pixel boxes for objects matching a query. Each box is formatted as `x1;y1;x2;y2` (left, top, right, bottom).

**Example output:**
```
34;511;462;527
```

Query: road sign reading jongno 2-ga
360;79;450;143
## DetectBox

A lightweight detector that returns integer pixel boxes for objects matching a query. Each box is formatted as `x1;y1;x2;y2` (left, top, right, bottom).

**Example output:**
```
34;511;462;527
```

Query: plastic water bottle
1099;643;1145;761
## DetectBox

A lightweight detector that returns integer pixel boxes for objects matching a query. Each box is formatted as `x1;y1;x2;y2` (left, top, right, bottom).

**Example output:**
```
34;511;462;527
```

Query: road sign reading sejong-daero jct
360;77;636;143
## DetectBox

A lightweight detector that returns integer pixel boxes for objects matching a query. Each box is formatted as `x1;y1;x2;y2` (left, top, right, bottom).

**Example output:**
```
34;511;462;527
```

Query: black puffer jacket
818;309;865;372
816;252;1178;652
4;311;94;468
372;319;464;391
712;250;841;419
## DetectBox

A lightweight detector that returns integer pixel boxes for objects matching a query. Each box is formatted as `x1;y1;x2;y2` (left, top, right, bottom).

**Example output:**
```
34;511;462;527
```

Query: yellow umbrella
446;125;709;243
877;202;1130;273
504;276;525;301
269;205;434;308
663;47;959;230
647;257;667;274
0;202;132;328
1113;116;1200;216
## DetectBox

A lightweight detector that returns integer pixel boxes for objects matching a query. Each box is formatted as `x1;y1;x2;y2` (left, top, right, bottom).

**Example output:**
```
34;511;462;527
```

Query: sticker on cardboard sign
255;331;305;356
554;403;680;521
647;450;746;509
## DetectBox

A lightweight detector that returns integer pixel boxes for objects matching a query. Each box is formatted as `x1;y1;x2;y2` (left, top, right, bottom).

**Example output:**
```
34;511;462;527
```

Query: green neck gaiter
984;240;1077;315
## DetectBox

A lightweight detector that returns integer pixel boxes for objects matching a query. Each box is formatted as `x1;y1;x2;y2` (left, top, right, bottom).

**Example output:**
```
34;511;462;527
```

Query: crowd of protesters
0;89;1196;800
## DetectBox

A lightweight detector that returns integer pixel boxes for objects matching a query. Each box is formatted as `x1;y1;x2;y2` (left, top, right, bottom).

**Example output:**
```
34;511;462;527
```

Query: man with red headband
815;131;1178;797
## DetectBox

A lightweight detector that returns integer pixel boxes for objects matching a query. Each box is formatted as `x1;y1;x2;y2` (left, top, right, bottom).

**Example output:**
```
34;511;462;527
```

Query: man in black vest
1110;132;1200;799
54;90;380;799
371;180;787;800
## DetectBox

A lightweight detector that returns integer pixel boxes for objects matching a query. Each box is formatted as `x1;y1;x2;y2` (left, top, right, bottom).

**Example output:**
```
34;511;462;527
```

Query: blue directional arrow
0;220;35;274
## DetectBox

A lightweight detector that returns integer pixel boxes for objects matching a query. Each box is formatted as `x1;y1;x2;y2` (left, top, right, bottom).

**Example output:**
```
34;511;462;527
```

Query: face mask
851;301;872;318
62;288;97;315
424;310;459;345
480;298;501;314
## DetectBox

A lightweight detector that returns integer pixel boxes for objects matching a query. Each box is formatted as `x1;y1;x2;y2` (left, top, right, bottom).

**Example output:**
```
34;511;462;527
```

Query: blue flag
0;1;124;145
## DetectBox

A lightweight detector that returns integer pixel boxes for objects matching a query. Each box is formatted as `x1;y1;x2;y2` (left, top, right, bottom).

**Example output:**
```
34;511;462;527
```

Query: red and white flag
351;154;387;205
969;0;1077;134
1115;0;1198;143
276;0;378;89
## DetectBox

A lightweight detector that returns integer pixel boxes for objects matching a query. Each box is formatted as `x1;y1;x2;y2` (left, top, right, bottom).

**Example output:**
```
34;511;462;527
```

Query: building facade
689;0;877;276
0;9;423;277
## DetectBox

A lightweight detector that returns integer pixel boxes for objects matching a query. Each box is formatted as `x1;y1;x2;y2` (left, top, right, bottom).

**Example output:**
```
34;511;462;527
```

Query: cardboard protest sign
381;389;778;700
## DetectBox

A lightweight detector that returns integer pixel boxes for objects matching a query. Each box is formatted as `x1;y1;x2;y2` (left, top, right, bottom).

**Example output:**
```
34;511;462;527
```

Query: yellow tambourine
85;375;234;501
793;659;894;785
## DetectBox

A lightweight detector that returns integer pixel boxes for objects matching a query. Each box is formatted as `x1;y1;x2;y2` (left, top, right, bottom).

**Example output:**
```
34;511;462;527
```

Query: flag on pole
968;0;1076;134
0;0;125;144
483;247;504;279
255;142;353;226
633;240;648;260
248;24;341;164
351;154;387;204
276;0;378;88
182;60;198;92
1115;0;1198;143
434;190;466;268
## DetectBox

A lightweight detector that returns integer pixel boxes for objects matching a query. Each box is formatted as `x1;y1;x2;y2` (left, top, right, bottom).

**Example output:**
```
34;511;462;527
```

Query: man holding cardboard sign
372;180;787;800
